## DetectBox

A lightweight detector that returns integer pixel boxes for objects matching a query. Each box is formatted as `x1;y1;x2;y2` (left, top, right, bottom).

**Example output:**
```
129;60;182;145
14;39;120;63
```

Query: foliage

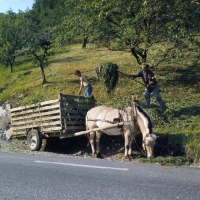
95;62;119;93
31;0;66;27
0;11;30;72
18;27;54;84
75;0;200;67
138;156;190;166
138;133;200;166
185;134;200;164
55;0;100;48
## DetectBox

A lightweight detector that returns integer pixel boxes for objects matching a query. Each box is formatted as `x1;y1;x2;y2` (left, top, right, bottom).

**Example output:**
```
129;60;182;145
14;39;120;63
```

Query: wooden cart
8;93;95;151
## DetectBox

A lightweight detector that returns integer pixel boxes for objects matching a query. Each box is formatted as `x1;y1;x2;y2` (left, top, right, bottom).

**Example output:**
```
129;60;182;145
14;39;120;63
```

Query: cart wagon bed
8;93;95;150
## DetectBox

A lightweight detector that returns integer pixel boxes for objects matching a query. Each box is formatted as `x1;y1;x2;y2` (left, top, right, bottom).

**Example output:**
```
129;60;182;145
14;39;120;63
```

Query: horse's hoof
97;153;103;158
124;155;131;161
92;153;97;157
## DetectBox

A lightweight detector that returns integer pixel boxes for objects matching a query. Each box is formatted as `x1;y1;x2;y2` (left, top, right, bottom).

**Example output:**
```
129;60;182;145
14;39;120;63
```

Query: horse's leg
95;130;102;158
124;132;129;158
128;136;133;156
128;134;135;158
124;130;134;161
86;133;90;147
89;131;96;156
142;141;145;150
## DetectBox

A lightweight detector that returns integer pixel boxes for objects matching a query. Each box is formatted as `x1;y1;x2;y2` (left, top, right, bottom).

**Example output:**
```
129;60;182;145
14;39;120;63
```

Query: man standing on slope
130;64;166;108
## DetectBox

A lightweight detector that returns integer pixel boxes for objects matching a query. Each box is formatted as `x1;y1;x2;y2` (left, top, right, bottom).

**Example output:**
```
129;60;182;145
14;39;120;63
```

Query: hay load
95;62;119;93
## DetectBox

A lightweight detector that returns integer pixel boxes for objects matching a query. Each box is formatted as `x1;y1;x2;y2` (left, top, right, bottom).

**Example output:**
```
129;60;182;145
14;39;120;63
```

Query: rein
133;137;147;157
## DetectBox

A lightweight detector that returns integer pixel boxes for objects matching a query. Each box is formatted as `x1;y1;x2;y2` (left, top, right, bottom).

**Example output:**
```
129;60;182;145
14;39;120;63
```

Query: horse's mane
136;105;153;133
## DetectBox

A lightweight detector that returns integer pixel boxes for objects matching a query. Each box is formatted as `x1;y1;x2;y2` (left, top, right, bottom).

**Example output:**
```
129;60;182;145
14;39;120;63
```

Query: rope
133;137;147;157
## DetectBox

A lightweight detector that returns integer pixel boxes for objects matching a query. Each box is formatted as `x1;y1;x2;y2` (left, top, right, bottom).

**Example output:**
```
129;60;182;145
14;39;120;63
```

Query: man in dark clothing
131;64;166;108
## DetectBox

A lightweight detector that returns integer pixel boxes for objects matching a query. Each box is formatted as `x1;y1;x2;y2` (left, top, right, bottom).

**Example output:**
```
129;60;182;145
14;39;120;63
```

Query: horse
85;101;157;159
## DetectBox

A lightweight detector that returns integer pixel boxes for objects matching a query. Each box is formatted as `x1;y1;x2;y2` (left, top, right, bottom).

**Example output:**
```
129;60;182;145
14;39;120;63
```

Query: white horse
85;101;156;158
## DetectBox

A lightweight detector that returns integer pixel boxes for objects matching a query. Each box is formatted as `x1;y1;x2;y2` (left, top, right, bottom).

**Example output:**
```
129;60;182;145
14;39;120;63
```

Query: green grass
0;43;200;166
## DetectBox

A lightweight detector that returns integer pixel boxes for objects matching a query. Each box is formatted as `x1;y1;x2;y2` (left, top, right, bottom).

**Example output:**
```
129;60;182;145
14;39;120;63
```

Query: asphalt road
0;152;199;200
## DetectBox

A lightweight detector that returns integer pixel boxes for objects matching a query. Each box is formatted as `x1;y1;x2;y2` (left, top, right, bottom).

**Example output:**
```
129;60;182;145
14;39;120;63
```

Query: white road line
34;161;128;171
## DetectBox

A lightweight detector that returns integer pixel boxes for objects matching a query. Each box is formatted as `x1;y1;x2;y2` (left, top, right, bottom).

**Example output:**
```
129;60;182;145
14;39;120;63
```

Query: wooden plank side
60;94;95;108
65;96;86;117
11;110;61;121
12;126;62;133
60;93;95;102
12;120;62;131
11;115;61;125
12;126;62;135
10;99;60;112
59;93;96;137
41;127;63;132
10;94;96;137
10;104;60;117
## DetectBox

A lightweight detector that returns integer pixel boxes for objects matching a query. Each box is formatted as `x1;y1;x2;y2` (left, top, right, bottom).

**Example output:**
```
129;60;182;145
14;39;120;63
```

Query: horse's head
143;133;157;158
134;104;157;158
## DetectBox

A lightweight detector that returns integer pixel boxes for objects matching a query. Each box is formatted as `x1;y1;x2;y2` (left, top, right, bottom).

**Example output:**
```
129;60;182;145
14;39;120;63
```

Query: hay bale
95;62;119;93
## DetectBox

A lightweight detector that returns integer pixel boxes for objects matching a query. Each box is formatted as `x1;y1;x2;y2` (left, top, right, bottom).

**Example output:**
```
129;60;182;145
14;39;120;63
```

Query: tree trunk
9;60;13;73
131;48;142;65
9;64;13;73
130;48;147;65
82;36;88;48
40;64;47;84
32;51;48;85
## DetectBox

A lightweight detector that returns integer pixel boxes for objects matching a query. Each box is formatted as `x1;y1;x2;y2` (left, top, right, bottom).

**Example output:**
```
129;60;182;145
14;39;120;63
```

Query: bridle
131;100;157;156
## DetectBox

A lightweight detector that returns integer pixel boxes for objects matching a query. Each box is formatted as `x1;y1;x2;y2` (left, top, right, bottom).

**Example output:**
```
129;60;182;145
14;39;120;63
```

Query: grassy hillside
0;44;200;165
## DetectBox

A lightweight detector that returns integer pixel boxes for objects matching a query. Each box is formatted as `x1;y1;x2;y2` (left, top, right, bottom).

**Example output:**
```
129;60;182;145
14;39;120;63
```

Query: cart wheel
27;129;42;151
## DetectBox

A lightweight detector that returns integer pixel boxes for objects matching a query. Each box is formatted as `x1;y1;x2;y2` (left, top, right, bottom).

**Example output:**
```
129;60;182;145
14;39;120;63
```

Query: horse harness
87;104;153;157
87;105;140;133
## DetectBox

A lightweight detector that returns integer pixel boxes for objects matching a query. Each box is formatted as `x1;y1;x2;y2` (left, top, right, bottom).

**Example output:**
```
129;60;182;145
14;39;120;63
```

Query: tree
57;0;100;49
0;11;29;72
31;0;67;27
74;0;200;66
19;27;53;84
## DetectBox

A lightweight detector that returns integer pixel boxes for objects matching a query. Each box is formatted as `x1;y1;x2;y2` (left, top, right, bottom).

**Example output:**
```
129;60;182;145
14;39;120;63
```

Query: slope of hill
0;44;199;165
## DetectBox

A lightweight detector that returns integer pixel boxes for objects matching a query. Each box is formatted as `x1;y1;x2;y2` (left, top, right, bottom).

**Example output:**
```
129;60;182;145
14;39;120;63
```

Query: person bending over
74;70;93;97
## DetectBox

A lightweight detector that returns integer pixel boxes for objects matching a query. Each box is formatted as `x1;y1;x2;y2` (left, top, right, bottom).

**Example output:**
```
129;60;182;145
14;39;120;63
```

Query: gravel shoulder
1;135;199;167
0;135;134;162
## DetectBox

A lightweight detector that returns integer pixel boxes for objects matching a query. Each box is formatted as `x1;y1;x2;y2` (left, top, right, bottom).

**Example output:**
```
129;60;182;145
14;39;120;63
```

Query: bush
185;134;200;164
